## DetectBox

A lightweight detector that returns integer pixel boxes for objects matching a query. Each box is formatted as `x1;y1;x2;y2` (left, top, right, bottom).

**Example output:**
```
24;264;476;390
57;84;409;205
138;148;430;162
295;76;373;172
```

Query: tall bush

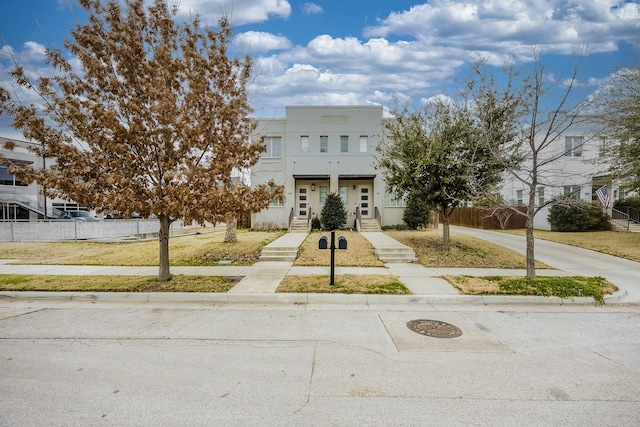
402;196;431;229
320;192;348;230
547;202;611;231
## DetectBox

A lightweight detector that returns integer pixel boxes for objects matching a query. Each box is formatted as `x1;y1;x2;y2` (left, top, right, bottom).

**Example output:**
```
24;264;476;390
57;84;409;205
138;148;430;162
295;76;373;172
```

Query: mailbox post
318;230;347;286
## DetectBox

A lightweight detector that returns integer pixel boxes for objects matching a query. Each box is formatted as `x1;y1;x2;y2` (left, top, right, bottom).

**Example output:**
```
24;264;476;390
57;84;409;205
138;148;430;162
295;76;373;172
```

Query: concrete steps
289;219;309;233
376;246;417;263
359;219;381;232
259;247;299;262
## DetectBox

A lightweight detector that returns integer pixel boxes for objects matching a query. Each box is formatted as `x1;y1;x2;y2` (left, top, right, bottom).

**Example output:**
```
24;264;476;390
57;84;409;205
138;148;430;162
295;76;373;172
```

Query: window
320;135;328;153
385;189;406;207
564;136;583;157
340;136;349;153
599;137;607;156
340;186;348;204
319;186;328;203
516;190;523;206
263;137;281;158
563;185;581;200
537;187;544;206
269;186;284;207
0;165;27;186
359;136;368;153
300;136;309;153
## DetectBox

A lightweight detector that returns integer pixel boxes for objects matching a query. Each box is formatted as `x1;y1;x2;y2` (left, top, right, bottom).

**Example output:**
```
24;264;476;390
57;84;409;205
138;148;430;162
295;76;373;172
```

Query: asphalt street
1;299;639;426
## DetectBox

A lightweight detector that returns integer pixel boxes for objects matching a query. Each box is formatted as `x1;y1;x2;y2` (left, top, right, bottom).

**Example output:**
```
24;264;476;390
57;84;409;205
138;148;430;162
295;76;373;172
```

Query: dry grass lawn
0;274;240;292
0;229;285;266
277;274;410;294
502;229;640;263
294;231;383;267
385;229;548;268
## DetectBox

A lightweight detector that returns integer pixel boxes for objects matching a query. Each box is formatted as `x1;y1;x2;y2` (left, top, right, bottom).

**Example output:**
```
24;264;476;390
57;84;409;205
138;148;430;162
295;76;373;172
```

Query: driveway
451;225;640;303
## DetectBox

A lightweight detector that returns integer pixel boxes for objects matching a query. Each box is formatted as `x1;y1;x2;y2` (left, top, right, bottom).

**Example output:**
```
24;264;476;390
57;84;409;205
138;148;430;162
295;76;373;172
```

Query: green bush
311;216;322;230
320;192;348;230
547;201;611;231
381;224;408;230
614;196;640;211
402;196;431;229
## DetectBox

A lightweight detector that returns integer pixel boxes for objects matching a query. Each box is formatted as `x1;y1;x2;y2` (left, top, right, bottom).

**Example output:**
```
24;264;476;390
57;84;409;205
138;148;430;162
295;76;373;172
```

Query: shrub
381;224;408;230
614;196;640;211
311;216;321;230
320;192;348;230
402;196;431;229
547;201;611;231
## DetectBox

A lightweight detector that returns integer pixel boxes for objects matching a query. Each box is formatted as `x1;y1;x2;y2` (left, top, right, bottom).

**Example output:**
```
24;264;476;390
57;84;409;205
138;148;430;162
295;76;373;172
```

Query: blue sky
1;0;639;139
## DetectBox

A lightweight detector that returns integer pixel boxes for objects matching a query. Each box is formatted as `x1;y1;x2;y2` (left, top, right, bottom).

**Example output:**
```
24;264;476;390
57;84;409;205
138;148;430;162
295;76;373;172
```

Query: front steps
258;247;298;262
375;246;418;263
359;219;381;232
289;218;309;233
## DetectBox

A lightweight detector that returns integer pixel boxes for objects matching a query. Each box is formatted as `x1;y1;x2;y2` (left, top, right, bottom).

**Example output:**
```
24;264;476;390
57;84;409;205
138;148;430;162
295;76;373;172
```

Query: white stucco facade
251;105;405;229
497;116;630;229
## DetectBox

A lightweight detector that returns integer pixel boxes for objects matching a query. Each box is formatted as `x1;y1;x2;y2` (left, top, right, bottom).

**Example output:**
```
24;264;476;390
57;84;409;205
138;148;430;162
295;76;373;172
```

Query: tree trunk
224;214;238;243
158;216;172;282
525;216;536;280
440;206;451;248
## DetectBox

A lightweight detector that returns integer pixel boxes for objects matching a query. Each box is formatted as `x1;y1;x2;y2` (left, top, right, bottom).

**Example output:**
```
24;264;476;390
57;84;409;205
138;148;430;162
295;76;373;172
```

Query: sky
1;0;639;140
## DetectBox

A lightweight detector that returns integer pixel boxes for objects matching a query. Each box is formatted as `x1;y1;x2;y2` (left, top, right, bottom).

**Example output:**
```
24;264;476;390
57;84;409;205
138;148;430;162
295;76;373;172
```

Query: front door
358;186;372;219
297;186;309;218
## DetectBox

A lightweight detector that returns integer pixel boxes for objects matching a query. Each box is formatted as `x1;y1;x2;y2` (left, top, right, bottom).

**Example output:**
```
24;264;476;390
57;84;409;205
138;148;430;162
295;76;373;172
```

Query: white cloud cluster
301;3;323;16
176;0;291;26
233;32;292;53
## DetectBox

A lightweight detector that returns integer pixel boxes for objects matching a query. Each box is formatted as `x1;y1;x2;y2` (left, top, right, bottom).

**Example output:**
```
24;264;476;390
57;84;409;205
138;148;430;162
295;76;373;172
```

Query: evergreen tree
320;192;347;230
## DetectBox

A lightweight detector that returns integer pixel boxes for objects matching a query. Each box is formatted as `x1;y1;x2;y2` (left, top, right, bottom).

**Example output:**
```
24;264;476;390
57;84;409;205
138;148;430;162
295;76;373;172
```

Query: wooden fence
448;206;527;229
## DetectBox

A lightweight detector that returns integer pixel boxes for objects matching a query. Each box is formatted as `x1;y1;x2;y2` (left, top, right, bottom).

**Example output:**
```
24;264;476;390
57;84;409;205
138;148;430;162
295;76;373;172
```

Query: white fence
0;219;215;242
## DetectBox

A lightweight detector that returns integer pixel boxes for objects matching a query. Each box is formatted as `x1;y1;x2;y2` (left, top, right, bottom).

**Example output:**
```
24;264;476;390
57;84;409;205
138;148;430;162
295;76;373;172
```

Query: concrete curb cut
0;291;616;306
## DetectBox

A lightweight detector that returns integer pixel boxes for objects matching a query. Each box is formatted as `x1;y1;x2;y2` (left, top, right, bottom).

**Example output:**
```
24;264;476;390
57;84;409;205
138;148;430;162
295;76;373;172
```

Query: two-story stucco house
250;105;405;231
498;115;636;229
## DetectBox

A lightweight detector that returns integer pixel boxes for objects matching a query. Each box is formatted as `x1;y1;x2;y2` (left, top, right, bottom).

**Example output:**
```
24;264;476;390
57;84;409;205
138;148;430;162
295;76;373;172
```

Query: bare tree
0;0;283;281
466;50;601;279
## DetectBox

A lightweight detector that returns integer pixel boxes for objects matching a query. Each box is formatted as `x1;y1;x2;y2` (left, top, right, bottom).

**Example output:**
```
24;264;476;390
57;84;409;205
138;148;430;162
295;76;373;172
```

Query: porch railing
355;206;361;232
611;208;630;231
616;206;640;224
307;207;312;232
288;207;294;232
374;206;381;229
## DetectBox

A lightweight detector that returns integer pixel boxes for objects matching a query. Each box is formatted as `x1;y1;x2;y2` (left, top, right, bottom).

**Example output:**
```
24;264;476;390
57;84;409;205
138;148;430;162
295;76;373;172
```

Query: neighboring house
498;115;634;229
251;105;405;230
0;137;84;221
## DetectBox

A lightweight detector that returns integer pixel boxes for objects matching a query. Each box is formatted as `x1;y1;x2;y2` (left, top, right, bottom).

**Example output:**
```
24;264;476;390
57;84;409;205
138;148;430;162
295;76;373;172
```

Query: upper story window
320;135;328;153
340;136;349;153
538;187;544;206
300;136;309;153
263;137;281;158
599;137;607;157
359;136;368;153
516;190;523;205
564;136;583;157
0;164;28;186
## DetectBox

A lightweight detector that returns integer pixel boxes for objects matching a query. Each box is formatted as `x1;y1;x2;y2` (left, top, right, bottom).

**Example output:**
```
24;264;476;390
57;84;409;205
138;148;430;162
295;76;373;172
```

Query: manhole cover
406;319;463;338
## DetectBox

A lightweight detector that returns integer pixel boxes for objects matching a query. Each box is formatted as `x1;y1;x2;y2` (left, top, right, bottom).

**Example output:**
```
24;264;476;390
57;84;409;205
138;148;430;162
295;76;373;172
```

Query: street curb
0;291;619;306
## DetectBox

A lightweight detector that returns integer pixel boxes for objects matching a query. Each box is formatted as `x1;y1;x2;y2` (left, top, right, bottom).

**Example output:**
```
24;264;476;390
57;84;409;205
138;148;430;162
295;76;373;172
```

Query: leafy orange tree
0;0;282;281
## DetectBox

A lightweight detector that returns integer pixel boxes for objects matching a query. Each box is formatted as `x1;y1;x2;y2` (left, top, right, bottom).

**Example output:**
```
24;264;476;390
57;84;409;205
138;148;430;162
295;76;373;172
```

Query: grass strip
277;274;411;294
0;275;241;293
444;275;618;305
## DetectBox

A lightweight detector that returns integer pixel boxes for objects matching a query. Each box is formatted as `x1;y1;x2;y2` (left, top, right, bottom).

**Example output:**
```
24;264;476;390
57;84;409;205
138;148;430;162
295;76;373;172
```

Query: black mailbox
318;235;328;250
338;236;347;250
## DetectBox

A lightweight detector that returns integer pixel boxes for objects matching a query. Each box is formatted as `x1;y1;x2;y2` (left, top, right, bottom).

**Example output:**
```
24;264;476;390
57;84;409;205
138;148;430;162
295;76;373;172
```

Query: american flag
595;186;610;208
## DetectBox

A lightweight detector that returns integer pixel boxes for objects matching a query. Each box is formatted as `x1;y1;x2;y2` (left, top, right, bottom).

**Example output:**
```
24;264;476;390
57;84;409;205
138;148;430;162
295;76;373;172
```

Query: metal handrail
0;191;62;218
611;208;630;231
355;206;361;232
374;206;382;228
288;206;294;232
307;207;312;232
616;206;640;224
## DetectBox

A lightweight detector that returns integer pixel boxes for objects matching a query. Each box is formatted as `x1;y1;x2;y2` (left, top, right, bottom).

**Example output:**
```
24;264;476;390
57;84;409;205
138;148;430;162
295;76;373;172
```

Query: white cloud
233;32;292;53
176;0;291;26
301;3;323;16
364;0;640;59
